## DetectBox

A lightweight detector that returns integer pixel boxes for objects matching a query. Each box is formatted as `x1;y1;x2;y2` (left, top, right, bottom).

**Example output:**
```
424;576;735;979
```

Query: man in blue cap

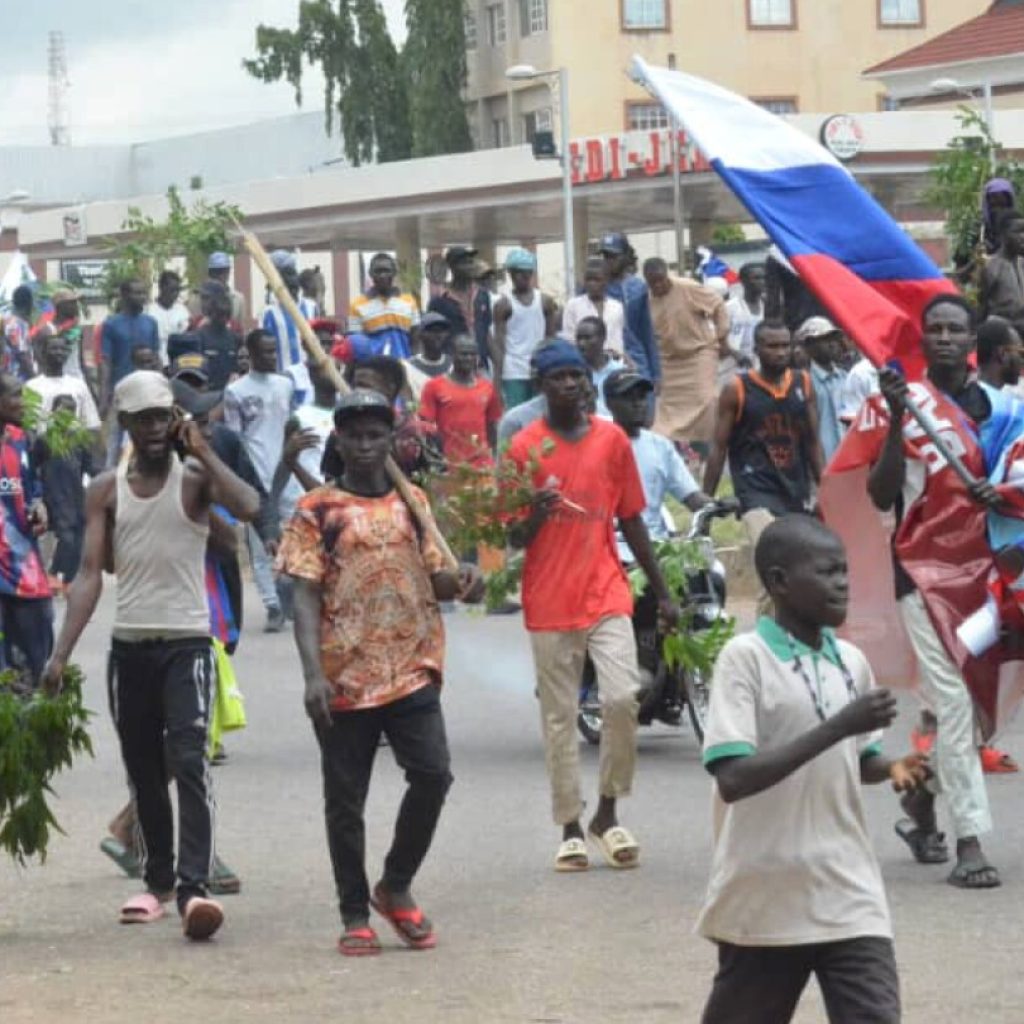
262;249;319;404
506;340;677;873
601;232;660;400
492;247;560;410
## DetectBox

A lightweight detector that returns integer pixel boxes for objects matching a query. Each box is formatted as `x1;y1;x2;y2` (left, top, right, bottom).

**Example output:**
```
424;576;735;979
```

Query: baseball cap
794;316;841;343
208;251;231;271
505;247;537;272
170;352;209;384
603;368;654;400
51;288;80;305
171;378;223;418
533;340;588;378
270;249;298;273
598;232;629;255
420;311;450;331
115;371;174;415
445;245;478;266
333;388;396;428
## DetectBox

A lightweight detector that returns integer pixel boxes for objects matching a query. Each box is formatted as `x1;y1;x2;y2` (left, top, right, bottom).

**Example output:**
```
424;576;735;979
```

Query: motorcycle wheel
683;666;711;742
577;696;602;746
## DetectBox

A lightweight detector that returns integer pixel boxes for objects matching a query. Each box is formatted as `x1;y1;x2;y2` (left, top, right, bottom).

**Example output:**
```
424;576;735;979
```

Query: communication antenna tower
48;31;71;147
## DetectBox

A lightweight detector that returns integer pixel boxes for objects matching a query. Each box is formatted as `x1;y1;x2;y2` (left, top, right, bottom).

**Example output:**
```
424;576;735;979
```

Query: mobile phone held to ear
170;406;190;460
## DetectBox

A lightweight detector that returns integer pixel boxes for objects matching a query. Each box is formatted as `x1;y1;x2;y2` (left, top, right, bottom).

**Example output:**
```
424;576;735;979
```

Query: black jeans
108;637;216;913
702;937;900;1024
0;595;54;683
317;683;453;927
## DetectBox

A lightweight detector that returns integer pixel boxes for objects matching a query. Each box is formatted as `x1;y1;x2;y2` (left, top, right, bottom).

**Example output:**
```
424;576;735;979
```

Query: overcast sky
0;0;406;146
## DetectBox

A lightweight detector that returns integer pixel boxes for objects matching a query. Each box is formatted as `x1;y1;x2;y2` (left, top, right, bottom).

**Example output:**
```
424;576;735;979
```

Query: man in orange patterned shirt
278;389;482;957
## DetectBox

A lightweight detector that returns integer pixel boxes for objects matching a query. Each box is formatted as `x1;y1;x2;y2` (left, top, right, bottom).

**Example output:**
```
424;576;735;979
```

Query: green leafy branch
101;186;242;300
0;665;93;865
21;388;95;461
629;539;735;676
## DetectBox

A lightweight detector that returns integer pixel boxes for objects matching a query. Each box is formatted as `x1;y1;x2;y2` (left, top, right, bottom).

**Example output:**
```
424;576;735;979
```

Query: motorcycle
577;498;739;746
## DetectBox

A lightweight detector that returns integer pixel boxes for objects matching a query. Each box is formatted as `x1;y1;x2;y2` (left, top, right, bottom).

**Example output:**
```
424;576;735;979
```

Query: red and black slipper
337;926;382;957
370;888;437;950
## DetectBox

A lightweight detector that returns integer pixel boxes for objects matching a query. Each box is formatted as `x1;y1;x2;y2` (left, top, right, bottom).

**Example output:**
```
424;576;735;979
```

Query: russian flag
632;58;957;379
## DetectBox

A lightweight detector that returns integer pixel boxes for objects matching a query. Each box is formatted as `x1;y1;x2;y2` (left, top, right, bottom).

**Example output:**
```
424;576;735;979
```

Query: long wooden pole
232;218;459;571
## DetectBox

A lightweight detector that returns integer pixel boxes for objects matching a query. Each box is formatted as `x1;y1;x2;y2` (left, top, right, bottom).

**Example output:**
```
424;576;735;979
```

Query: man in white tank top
42;371;259;941
491;248;559;411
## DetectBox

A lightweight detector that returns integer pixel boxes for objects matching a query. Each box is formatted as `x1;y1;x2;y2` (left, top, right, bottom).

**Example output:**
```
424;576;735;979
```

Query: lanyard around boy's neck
784;631;858;723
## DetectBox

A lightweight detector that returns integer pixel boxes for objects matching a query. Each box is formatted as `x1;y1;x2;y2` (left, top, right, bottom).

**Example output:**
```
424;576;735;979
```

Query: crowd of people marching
8;182;1024;1018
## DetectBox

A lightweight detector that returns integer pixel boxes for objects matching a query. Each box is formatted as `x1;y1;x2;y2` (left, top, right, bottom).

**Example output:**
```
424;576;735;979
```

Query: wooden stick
231;217;459;571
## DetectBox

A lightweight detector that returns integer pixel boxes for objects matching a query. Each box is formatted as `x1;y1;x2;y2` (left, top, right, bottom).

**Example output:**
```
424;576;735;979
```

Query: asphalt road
4;583;1024;1024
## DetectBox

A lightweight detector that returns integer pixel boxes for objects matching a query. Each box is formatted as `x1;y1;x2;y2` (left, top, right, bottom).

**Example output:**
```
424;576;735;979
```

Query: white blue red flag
631;58;957;379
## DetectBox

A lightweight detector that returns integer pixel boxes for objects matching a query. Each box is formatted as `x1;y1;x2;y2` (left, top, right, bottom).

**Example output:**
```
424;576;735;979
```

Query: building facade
464;0;991;147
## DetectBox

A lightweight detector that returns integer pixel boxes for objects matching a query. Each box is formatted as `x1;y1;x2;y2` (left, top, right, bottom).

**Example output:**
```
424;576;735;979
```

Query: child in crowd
698;515;927;1024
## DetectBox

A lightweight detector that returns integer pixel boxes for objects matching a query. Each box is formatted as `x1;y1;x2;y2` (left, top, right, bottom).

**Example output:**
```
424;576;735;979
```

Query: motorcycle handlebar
686;498;741;540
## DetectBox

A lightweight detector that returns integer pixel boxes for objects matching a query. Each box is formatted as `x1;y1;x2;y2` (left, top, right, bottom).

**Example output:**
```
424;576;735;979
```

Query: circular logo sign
820;114;864;162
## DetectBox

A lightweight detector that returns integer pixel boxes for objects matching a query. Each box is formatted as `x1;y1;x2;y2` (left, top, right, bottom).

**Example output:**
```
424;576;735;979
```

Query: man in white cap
491;247;559;409
262;249;319;404
189;251;245;327
42;370;259;940
796;316;848;463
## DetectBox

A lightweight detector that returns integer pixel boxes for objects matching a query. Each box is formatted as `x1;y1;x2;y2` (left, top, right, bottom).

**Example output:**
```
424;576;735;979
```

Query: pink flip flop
119;892;168;925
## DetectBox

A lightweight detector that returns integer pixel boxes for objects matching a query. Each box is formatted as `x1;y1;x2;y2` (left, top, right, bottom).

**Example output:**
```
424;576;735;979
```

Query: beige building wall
465;0;991;142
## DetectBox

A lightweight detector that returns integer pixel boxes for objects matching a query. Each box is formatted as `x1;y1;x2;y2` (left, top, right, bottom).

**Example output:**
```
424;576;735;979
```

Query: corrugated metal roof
866;2;1024;75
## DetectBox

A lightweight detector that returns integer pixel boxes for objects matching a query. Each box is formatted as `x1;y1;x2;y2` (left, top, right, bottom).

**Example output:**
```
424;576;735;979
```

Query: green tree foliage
403;0;473;158
0;665;93;865
927;107;1024;287
245;1;472;164
244;0;412;166
101;186;241;301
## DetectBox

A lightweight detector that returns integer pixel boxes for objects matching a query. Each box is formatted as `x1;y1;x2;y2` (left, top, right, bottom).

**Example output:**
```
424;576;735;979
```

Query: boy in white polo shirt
699;515;927;1024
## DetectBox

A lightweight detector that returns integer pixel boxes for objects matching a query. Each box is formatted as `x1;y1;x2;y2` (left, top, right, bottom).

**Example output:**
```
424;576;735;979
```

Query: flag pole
231;217;459;572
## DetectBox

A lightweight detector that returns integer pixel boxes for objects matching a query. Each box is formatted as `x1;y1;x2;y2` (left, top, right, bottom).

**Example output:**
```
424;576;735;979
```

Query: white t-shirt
725;295;763;364
223;371;295;493
562;294;626;352
26;373;101;430
840;358;880;423
146;301;191;365
293;402;335;485
698;621;891;947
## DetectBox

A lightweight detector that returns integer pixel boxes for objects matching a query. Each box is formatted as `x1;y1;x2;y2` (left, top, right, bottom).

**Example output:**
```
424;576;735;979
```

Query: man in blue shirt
796;316;848;464
603;368;709;561
601;232;660;391
98;278;160;465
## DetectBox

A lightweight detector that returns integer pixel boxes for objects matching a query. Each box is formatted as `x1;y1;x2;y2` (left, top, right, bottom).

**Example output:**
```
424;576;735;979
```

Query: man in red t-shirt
506;341;678;873
418;334;502;469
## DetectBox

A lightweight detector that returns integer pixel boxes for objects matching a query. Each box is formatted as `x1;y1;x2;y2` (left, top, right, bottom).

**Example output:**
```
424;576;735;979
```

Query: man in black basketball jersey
704;321;824;603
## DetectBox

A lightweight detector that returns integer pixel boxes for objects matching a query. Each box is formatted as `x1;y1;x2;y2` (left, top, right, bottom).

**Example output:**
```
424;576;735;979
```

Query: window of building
753;96;798;115
879;0;923;26
465;11;477;49
626;102;670;131
487;2;507;45
518;0;548;36
492;117;510;148
748;0;795;27
523;107;553;143
622;0;668;30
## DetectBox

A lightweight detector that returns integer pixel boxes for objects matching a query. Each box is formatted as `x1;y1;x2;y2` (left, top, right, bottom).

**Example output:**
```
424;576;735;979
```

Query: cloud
0;0;407;146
